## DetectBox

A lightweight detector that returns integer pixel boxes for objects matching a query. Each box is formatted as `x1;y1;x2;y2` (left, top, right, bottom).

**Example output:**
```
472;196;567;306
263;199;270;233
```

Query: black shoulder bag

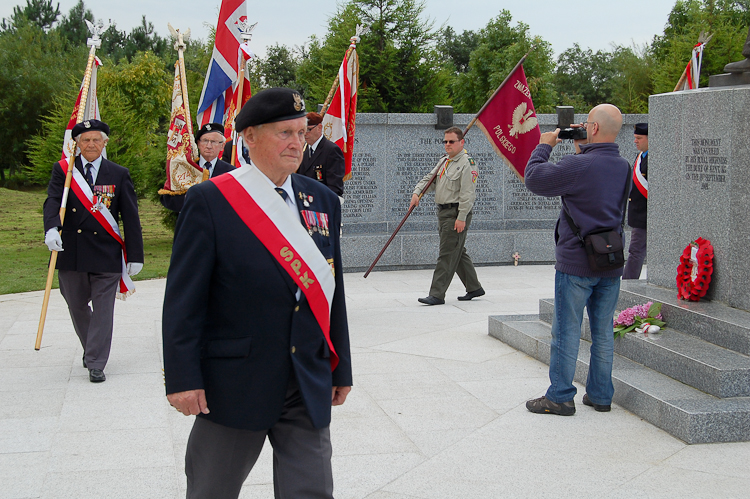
562;166;632;272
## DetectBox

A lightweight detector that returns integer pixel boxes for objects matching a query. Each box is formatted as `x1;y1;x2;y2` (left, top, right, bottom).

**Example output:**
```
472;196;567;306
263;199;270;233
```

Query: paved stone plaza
2;266;749;498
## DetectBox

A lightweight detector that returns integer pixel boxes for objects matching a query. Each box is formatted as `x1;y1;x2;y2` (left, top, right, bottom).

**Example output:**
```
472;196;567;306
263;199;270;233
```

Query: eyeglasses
306;125;318;131
583;122;597;130
199;139;224;146
442;140;459;144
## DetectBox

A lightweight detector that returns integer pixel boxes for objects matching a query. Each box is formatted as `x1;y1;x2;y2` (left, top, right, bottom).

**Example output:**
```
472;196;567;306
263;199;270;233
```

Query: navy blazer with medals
627;152;648;229
297;135;345;196
160;158;235;213
43;156;144;273
162;170;352;431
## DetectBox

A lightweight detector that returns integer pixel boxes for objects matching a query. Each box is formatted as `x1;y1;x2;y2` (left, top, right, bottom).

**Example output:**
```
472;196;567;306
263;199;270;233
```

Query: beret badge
293;93;305;112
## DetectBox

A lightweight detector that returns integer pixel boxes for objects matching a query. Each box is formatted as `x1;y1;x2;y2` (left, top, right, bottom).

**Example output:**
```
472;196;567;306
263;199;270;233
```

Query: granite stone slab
489;297;750;443
648;86;750;311
618;281;750;356
341;111;646;271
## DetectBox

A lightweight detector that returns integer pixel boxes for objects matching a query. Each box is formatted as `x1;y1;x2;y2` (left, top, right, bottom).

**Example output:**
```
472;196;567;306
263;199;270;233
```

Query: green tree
450;10;556;113
26;52;170;197
437;26;479;74
0;21;87;182
1;0;60;32
297;0;449;112
554;44;616;109
55;0;93;47
258;43;302;90
651;0;750;92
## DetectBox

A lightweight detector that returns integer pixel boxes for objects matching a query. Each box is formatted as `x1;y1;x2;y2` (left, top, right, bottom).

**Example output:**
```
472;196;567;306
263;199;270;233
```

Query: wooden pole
230;53;246;166
321;46;355;116
177;39;198;163
36;43;98;350
363;167;440;278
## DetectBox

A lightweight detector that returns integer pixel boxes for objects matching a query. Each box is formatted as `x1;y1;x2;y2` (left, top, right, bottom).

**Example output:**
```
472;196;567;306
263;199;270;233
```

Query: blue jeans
546;271;621;405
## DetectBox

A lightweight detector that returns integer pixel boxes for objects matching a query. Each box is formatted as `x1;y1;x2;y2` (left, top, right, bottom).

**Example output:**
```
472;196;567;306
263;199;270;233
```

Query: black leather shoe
418;296;445;306
457;287;485;301
583;394;611;412
89;369;106;383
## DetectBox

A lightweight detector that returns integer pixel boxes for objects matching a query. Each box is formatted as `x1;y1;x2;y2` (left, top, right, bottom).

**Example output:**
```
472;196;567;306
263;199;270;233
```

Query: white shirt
81;155;103;184
254;163;301;300
308;135;324;157
201;156;217;177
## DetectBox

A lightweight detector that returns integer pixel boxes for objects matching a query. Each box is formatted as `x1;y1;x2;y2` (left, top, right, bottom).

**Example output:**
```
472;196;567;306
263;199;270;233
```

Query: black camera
556;106;587;140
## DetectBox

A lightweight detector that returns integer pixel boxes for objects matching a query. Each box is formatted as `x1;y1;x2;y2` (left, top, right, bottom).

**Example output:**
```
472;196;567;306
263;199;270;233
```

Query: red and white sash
211;165;339;371
62;160;135;299
633;152;648;198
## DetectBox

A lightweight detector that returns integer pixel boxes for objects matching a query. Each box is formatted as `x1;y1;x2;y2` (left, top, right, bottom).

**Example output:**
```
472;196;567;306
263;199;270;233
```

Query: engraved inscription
684;138;728;190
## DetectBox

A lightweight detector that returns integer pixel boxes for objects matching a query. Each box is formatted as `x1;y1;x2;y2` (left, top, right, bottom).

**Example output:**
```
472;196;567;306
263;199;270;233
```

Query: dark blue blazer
627;152;647;229
43;156;144;273
162;172;352;430
160;159;235;213
297;136;345;196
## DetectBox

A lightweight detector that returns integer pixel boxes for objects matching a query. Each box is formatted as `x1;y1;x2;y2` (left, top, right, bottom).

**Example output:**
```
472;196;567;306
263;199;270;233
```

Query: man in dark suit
163;88;352;498
623;122;648;279
160;122;235;213
297;112;345;198
43;119;144;383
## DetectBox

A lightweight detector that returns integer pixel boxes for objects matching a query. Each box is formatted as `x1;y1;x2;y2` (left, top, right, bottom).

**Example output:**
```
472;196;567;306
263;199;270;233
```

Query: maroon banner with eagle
473;63;540;179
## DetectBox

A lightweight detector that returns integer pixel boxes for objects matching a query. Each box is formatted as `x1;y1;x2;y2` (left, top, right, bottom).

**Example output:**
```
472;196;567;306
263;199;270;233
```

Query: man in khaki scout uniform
410;126;484;305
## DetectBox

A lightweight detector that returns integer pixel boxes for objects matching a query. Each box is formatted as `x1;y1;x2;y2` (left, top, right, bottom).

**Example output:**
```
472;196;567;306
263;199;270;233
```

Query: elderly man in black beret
43;119;144;383
160;122;235;213
162;88;352;499
623;122;649;279
297;111;346;198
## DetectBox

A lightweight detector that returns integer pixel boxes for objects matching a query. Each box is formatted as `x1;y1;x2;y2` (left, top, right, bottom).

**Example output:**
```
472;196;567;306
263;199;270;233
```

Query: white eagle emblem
508;102;538;138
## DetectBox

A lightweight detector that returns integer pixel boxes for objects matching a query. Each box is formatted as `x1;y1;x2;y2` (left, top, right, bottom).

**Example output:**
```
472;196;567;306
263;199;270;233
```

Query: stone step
618;281;750;357
488;315;750;444
538;298;750;398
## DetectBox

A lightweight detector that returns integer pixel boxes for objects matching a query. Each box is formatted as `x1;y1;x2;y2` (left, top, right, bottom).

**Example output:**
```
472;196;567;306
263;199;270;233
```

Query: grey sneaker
526;396;575;416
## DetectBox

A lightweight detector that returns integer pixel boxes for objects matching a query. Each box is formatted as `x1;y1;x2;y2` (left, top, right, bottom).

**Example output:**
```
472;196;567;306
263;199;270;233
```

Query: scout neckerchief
633;151;648;198
61;159;135;299
211;165;339;371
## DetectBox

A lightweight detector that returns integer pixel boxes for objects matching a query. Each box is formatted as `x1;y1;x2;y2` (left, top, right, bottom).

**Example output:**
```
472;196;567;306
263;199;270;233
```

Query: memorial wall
340;111;647;272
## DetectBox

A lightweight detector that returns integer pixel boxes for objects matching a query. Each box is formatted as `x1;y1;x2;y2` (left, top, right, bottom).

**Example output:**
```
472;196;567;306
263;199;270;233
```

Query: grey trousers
58;270;120;370
185;378;333;499
428;206;482;300
623;227;647;280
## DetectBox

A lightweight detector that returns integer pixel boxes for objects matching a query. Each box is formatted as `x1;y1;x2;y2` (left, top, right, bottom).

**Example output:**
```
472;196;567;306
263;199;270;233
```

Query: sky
1;0;678;58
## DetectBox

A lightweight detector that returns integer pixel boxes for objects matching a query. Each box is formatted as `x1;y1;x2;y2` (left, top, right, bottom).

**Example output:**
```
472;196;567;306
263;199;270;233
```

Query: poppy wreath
676;237;713;301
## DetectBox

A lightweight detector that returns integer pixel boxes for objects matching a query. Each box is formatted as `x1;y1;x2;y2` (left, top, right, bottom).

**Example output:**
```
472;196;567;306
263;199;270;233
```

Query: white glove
127;262;143;276
45;228;64;252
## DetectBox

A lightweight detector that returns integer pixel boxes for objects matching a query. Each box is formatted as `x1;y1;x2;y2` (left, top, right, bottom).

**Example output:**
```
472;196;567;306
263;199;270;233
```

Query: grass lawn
0;187;174;295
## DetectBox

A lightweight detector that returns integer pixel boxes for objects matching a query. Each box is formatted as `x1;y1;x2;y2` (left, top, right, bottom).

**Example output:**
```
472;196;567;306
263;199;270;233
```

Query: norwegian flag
196;0;247;127
61;57;103;162
472;59;540;179
321;39;359;181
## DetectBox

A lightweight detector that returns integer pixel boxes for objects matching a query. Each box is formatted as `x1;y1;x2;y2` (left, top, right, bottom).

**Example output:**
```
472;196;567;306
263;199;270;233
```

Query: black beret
235;87;306;132
196;122;225;141
72;119;110;137
634;123;648;135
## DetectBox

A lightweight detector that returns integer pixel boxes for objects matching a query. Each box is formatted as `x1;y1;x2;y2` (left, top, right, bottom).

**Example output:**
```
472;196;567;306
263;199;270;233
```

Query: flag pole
230;22;256;166
320;45;355;116
36;25;103;350
364;52;530;278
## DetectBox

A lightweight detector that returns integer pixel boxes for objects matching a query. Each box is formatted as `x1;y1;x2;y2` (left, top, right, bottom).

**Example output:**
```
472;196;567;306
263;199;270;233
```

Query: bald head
587;104;623;143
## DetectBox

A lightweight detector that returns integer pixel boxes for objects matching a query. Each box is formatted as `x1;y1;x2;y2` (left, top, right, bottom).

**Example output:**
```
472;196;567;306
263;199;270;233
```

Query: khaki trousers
428;206;482;300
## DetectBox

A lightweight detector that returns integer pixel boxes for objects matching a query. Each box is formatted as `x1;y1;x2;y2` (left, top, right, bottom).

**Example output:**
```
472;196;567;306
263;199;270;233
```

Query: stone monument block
648;86;750;311
341;111;646;272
